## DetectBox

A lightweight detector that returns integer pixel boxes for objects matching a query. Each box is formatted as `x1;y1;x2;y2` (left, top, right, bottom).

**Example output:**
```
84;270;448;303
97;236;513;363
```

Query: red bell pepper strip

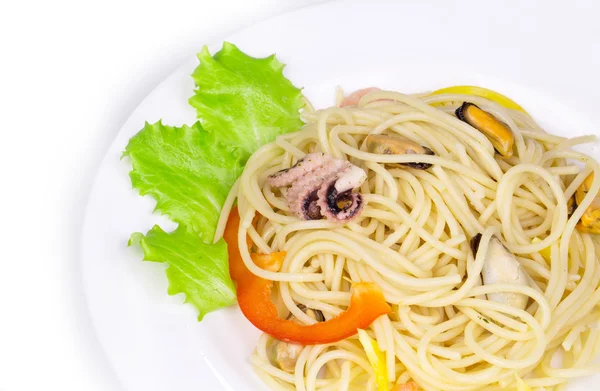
224;207;392;345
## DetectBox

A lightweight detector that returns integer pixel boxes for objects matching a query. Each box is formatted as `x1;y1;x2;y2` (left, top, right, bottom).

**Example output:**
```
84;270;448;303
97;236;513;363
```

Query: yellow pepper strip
358;329;389;390
515;375;532;391
430;85;527;113
532;237;551;262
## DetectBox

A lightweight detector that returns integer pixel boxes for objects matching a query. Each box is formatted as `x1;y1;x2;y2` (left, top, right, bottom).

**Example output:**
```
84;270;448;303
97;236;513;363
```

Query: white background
0;1;321;390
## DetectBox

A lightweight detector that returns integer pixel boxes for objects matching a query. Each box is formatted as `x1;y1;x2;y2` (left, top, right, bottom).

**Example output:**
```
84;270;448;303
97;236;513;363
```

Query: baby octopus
268;153;367;222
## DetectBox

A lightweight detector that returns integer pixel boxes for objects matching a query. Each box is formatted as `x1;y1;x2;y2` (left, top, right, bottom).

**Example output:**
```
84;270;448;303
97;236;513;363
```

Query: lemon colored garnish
358;329;389;390
430;85;526;113
532;237;552;262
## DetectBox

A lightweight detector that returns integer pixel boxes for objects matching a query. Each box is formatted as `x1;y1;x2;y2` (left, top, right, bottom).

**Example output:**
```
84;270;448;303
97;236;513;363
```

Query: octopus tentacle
268;153;333;187
268;153;366;222
316;168;365;222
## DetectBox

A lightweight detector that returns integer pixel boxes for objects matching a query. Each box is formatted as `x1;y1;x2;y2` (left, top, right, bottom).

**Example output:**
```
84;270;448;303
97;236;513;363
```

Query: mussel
471;234;530;310
293;304;326;322
268;305;325;372
456;102;514;158
571;173;600;234
365;134;434;169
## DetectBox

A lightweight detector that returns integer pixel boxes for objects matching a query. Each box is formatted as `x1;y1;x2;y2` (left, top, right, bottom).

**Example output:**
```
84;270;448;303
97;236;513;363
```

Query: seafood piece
471;234;530;310
365;134;434;169
340;87;381;107
269;153;334;187
572;173;600;234
317;166;366;222
456;102;514;158
268;305;325;372
268;153;366;222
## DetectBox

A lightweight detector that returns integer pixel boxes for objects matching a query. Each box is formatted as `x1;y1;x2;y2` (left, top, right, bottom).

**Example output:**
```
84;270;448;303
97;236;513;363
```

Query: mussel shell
568;196;577;217
286;304;325;322
470;233;483;256
366;134;434;170
398;147;435;170
455;102;475;123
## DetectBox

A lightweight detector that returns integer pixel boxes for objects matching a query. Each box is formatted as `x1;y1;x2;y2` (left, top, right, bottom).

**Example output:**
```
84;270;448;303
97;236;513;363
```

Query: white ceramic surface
82;1;600;390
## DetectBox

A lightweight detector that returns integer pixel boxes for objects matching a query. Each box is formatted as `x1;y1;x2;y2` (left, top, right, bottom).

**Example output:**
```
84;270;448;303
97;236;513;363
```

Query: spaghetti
216;88;600;391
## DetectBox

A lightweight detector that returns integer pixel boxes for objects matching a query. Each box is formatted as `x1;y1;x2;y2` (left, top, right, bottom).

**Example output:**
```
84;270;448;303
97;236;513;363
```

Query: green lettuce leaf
129;226;236;320
190;42;304;158
124;121;243;241
125;43;304;320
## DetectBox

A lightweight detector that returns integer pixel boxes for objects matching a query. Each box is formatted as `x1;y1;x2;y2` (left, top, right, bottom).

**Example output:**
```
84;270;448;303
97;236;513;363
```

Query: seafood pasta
216;87;600;391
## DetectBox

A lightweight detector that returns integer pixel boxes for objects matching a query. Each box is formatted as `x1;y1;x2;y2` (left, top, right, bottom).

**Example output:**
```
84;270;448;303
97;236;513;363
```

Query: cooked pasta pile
217;89;600;391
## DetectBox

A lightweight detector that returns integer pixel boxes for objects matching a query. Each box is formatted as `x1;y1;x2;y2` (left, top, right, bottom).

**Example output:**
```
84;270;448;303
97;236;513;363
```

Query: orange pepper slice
224;207;391;345
393;381;418;391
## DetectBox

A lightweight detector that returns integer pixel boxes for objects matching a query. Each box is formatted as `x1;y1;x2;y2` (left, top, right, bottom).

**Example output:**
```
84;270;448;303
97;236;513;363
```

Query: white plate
82;1;600;390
